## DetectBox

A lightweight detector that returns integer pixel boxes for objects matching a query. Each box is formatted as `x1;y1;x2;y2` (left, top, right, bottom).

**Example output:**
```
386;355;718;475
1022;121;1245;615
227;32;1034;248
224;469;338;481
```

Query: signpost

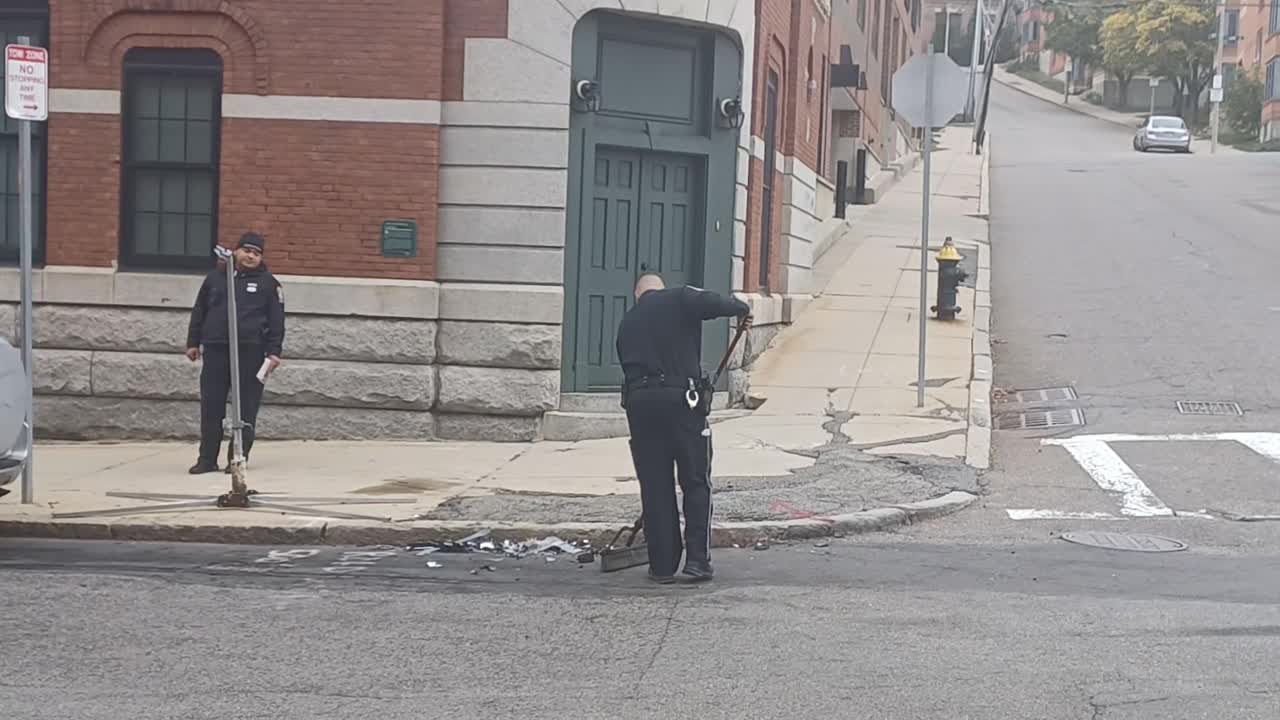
5;39;46;504
1149;77;1159;118
891;49;969;407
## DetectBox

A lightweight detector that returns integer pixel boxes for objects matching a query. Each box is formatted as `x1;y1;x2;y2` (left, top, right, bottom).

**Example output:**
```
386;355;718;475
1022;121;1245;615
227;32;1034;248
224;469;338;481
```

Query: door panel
576;149;642;391
573;149;705;392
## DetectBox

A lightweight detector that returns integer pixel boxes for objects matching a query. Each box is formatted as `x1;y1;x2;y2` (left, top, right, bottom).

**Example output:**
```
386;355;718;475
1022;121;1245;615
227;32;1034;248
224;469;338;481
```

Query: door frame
561;10;744;394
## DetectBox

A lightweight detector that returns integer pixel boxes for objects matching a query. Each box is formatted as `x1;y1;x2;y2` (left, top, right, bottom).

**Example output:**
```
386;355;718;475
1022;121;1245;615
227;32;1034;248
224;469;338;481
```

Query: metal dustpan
599;516;648;572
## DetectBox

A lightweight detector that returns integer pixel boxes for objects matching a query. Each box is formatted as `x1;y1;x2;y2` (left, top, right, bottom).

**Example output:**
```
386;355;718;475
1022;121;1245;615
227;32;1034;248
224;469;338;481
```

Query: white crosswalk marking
1006;432;1280;520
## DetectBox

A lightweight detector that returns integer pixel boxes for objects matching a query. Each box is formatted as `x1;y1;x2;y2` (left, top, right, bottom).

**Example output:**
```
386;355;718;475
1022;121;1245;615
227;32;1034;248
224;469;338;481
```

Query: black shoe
189;461;219;475
682;560;713;581
647;572;676;585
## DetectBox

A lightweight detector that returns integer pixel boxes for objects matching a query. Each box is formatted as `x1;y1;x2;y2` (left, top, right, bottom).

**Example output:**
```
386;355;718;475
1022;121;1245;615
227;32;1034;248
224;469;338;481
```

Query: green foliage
1223;67;1264;136
1043;7;1103;69
1131;0;1216;119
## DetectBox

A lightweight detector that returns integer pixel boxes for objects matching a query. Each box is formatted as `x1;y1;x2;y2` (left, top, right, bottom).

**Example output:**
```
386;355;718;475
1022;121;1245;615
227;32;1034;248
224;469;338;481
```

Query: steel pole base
51;490;421;522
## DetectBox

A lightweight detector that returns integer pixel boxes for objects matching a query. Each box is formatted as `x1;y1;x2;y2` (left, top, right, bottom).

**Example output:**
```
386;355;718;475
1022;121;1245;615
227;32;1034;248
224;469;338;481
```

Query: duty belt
625;374;710;411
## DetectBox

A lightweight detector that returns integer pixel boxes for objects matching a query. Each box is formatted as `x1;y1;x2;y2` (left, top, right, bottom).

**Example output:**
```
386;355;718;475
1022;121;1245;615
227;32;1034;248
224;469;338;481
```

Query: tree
1223;66;1263;137
1043;7;1103;72
1132;0;1216;123
1099;11;1147;110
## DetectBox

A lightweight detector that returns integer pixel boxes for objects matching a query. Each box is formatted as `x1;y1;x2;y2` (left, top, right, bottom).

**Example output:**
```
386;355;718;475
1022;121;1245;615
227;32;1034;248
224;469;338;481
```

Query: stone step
558;392;729;413
542;407;749;442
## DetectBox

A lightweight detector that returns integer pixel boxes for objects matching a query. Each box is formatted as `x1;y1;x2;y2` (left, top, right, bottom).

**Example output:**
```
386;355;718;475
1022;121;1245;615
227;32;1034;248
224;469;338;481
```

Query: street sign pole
918;45;935;409
6;38;47;504
1211;0;1226;154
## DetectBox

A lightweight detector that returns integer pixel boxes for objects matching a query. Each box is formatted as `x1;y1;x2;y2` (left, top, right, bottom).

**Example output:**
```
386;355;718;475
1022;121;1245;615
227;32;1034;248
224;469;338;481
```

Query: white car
0;338;28;498
1133;115;1192;153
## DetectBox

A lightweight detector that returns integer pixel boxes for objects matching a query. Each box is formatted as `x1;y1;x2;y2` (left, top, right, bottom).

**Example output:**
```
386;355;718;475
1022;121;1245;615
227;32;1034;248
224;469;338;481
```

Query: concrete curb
965;134;993;471
993;75;1134;130
0;491;979;548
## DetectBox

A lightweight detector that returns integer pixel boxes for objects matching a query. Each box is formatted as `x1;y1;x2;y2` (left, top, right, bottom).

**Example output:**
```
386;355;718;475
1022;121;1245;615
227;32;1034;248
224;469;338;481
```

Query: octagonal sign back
891;54;970;128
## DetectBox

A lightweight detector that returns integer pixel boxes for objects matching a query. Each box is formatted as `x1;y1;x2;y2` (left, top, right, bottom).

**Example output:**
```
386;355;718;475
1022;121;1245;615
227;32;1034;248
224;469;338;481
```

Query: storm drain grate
1176;401;1243;416
997;386;1078;405
994;407;1087;430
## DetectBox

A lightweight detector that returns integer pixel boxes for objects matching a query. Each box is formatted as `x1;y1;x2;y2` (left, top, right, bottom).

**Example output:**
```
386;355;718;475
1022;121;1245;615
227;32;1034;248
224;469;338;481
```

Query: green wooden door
571;149;704;392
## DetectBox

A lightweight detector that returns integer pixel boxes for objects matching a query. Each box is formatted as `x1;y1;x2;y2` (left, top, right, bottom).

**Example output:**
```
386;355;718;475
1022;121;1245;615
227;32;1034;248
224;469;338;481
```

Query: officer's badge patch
246;282;258;293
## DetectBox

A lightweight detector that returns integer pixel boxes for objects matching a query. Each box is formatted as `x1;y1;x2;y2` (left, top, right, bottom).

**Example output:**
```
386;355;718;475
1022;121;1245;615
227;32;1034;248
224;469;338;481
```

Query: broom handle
712;316;750;387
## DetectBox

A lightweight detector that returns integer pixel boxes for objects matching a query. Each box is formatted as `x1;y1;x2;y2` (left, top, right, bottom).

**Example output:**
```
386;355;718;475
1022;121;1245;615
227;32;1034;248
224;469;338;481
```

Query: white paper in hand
256;358;274;383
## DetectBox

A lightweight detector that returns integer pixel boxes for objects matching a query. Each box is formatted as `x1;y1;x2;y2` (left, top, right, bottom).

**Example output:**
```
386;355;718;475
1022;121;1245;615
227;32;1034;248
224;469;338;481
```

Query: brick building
0;0;918;444
1236;0;1280;140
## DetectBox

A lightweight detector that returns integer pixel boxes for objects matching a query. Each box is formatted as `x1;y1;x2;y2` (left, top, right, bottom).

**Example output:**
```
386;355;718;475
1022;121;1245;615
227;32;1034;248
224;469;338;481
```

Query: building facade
1237;0;1280;140
0;0;917;444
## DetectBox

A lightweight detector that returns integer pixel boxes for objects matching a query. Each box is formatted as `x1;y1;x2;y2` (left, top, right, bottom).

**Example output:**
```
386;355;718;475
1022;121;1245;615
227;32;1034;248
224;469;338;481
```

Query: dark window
121;48;222;270
1225;9;1239;46
760;69;779;291
858;0;867;28
1268;58;1280;100
0;4;48;266
1272;0;1280;34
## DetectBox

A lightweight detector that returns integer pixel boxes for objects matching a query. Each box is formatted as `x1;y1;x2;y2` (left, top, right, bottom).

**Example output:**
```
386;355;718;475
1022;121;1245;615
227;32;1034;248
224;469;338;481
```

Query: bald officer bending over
614;272;751;583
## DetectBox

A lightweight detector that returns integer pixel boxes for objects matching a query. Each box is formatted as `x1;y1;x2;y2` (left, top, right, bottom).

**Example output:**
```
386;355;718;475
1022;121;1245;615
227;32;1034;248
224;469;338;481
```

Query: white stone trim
750;135;767;160
440;126;570;169
441;101;570;129
0;266;439;319
51;88;443;124
221;95;441;124
50;89;118;115
733;292;786;325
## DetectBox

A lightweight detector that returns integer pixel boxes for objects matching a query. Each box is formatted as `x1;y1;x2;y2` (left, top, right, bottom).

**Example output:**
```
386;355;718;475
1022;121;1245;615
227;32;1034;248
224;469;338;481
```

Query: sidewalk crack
849;427;966;451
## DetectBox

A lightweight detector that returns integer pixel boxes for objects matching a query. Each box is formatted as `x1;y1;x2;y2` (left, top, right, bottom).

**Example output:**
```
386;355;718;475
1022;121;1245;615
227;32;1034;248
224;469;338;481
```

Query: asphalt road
5;85;1280;719
939;81;1280;545
2;536;1280;719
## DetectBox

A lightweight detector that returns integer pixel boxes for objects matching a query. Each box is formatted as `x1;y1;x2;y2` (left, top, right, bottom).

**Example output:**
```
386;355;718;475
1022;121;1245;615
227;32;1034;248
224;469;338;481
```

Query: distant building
1236;0;1280;140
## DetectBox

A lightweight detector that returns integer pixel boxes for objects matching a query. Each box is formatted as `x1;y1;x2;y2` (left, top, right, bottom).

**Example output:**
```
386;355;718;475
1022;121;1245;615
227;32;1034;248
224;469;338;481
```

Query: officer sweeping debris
615;272;751;584
184;232;285;474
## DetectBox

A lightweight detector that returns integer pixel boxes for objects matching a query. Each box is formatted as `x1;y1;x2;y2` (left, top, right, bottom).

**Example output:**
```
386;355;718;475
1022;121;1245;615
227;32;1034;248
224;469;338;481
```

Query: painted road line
1043;437;1174;517
1220;432;1280;464
1006;510;1120;520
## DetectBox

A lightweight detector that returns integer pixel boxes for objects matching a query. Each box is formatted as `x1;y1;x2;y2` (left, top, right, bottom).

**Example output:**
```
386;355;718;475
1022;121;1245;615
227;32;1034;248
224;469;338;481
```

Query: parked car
1133;115;1192;153
0;337;28;498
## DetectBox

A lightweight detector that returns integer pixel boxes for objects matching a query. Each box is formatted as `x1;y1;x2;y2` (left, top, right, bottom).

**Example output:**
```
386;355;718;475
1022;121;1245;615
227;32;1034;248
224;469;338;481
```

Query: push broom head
599;518;648;573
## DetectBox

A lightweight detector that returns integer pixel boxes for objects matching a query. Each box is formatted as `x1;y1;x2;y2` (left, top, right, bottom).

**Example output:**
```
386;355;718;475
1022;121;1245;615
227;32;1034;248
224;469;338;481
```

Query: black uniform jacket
615;285;749;387
186;263;286;357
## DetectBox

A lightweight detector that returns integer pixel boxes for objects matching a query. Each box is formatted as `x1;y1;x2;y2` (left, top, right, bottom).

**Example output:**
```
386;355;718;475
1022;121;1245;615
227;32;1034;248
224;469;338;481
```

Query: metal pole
944;10;952;57
1210;0;1226;154
1064;60;1071;104
16;35;34;504
218;246;247;496
919;46;935;409
966;0;982;120
1150;79;1157;117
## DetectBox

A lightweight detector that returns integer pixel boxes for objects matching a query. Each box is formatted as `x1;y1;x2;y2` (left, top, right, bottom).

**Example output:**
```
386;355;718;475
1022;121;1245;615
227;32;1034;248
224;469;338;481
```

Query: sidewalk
0;127;991;548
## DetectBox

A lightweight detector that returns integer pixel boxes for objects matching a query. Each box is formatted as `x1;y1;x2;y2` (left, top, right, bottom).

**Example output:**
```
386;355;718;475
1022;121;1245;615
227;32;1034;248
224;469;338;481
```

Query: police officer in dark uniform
184;232;285;474
615;272;751;583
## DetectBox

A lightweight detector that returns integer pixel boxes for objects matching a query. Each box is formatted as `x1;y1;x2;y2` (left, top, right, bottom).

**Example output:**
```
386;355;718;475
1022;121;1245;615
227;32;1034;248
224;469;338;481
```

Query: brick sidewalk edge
0;490;978;548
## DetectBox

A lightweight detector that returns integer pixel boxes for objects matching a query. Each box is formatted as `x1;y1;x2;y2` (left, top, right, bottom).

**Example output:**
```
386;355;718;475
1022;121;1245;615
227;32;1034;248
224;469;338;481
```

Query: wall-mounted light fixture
573;79;600;113
717;96;744;129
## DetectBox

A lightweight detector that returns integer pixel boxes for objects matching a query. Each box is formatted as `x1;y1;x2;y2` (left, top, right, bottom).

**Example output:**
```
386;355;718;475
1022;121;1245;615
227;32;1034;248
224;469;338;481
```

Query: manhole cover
996;386;1078;405
994;407;1086;430
1176;401;1242;416
1061;531;1188;553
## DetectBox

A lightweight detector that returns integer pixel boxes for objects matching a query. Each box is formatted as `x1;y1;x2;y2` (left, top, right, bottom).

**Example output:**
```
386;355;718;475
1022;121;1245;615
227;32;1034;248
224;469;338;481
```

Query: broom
600;315;752;573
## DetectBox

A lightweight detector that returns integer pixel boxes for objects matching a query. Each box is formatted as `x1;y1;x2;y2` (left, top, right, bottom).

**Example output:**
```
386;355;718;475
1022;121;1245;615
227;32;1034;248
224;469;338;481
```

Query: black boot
189;461;219;474
682;560;713;581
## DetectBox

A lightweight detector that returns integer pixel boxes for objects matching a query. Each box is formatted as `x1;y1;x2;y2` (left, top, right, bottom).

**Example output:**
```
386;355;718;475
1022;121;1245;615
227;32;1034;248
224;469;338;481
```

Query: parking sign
5;44;48;122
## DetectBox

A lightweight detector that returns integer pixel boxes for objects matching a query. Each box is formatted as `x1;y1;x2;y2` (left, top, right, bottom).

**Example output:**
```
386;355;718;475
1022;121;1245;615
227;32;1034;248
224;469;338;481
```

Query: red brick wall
42;0;453;281
443;0;508;101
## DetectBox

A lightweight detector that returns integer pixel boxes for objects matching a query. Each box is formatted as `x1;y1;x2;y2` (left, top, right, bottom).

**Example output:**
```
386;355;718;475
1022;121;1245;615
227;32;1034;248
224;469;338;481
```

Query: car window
1151;118;1185;129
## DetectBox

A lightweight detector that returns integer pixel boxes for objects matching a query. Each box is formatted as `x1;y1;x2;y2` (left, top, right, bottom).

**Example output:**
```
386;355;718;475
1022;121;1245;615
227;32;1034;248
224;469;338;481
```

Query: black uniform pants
199;343;266;465
624;386;714;577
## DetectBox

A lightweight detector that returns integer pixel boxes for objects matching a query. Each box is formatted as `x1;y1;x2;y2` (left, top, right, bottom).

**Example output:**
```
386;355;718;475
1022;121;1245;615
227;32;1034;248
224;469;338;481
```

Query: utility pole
965;0;982;120
1064;59;1071;104
1210;0;1226;154
944;9;953;56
